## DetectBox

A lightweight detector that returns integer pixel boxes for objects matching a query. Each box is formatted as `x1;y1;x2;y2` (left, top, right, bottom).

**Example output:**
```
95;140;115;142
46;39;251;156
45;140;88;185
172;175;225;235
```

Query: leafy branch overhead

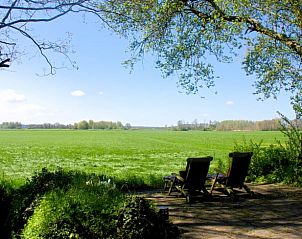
0;0;106;74
1;1;302;115
98;0;302;116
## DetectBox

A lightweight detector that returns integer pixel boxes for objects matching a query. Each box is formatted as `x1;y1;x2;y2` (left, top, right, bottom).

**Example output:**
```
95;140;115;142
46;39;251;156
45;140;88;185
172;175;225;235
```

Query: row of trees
0;121;130;130
2;118;302;131
172;118;302;131
172;120;217;131
26;123;74;129
74;120;129;130
0;122;74;129
216;119;281;131
0;122;22;129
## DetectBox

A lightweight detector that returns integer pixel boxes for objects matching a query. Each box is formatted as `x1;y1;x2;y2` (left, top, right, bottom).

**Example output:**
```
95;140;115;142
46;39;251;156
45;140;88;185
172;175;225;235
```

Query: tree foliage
74;120;124;130
98;0;302;116
2;1;302;115
0;122;22;129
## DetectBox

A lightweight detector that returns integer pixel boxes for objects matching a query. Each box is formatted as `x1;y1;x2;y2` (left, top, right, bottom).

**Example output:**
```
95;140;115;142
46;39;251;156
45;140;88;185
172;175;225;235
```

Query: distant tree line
216;119;280;131
74;120;127;130
172;119;302;131
0;121;129;130
2;118;302;131
0;122;74;129
0;122;22;129
25;123;74;129
171;120;217;131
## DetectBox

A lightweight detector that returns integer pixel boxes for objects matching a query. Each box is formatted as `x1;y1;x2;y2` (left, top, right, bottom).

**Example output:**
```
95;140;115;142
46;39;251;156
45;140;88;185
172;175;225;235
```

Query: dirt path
142;184;302;238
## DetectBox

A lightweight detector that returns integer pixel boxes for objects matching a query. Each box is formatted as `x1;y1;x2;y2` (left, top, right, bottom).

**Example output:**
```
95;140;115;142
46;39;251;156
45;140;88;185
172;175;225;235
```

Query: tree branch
0;0;99;71
185;0;302;57
0;58;10;68
0;5;75;29
1;0;18;25
9;25;55;74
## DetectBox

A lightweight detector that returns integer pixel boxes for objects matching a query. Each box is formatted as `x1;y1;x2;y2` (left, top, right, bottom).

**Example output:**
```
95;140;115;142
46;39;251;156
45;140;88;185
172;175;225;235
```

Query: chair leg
163;180;169;192
225;187;234;196
201;186;210;196
186;194;192;203
224;187;237;201
243;184;254;197
210;173;219;194
168;177;176;195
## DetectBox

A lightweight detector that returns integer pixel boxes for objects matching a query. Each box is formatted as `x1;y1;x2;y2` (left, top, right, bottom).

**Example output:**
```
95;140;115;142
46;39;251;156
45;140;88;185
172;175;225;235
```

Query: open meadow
0;129;285;186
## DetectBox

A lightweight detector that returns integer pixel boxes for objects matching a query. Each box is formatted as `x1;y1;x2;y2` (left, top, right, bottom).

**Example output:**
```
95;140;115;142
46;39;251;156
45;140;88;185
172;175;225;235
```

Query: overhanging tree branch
0;0;107;71
1;0;18;25
91;0;302;116
0;58;10;67
184;0;302;57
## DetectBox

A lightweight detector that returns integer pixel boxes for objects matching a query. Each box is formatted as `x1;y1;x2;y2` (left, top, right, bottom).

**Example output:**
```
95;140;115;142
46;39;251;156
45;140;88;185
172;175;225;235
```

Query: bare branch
1;0;18;25
9;25;56;73
0;40;16;46
0;58;10;67
0;0;103;72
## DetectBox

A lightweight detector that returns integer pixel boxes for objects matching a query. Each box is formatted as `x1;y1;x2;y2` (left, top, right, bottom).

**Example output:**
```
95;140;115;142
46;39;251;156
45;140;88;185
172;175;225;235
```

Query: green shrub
116;196;179;239
0;179;13;238
5;168;180;239
249;145;290;182
234;137;302;185
21;188;179;239
277;113;302;184
8;168;74;237
21;184;124;239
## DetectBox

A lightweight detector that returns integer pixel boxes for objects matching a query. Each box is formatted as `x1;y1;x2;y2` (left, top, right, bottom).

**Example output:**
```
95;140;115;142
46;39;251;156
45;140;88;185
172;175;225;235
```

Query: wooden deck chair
167;156;213;203
210;152;254;198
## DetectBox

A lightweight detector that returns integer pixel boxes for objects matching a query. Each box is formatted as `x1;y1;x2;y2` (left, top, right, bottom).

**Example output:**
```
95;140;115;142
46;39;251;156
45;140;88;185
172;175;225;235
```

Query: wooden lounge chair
209;152;254;198
166;156;213;203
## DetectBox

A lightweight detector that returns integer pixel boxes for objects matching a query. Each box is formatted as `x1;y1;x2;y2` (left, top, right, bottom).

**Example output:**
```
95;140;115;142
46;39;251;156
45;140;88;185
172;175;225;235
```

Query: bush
7;168;74;237
0;179;13;238
22;189;179;239
116;196;180;239
21;184;124;239
249;145;290;182
234;137;302;185
5;168;180;239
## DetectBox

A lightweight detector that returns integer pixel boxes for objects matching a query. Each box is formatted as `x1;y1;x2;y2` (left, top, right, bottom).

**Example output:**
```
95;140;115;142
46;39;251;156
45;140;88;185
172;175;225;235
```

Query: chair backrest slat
226;152;253;188
184;157;213;190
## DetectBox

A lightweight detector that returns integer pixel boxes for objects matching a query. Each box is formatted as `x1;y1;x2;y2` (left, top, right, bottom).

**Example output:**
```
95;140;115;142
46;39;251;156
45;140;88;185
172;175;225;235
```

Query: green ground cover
0;129;285;186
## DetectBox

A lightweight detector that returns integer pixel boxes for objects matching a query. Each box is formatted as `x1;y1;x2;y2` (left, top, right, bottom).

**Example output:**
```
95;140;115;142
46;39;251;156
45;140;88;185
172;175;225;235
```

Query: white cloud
0;89;49;122
0;101;47;123
0;89;26;103
71;90;85;97
226;101;234;105
98;91;103;95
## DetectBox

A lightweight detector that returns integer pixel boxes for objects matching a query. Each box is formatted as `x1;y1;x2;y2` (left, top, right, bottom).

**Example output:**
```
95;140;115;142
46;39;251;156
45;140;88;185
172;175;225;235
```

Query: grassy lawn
0;129;285;186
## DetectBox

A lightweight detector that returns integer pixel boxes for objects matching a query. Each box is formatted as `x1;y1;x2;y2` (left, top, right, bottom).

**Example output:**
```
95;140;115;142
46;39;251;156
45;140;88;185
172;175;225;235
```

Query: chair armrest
176;175;185;182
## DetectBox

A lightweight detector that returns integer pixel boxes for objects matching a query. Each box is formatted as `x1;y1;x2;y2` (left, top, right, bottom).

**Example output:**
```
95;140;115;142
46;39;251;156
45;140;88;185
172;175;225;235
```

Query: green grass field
0;130;285;186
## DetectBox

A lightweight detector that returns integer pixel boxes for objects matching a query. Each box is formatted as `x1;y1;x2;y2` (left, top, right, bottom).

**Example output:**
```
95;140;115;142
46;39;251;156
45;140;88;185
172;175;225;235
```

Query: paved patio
142;184;302;238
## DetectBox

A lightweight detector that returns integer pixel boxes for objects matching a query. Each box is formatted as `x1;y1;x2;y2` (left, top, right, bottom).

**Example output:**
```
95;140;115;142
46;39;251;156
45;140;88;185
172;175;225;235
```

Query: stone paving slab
142;184;302;238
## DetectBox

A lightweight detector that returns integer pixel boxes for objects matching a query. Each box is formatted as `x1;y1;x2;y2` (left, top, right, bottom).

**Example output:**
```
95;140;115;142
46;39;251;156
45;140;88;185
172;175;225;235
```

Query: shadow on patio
142;184;302;238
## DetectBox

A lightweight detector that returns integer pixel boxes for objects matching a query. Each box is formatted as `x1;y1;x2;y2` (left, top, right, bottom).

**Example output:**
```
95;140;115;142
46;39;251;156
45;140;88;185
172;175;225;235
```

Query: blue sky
0;13;295;127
